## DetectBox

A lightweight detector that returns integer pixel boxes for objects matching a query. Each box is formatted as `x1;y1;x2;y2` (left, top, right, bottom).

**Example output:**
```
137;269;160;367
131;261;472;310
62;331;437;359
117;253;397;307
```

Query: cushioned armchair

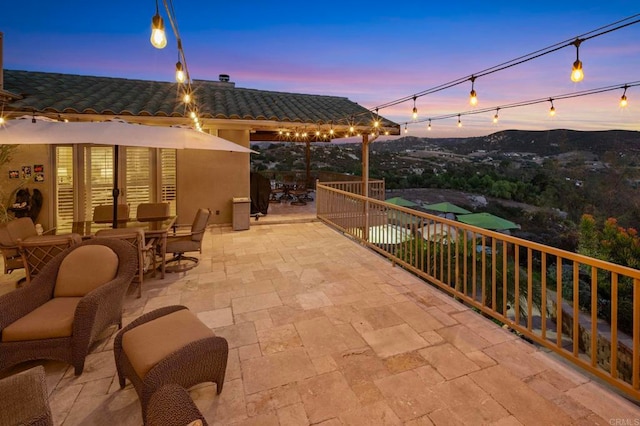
0;238;137;375
165;208;211;273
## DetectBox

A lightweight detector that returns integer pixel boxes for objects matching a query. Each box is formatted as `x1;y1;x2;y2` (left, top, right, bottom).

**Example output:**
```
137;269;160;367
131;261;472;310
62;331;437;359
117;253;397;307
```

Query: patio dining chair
18;233;83;285
0;217;38;275
93;204;130;224
136;202;170;222
95;227;154;298
165;208;211;273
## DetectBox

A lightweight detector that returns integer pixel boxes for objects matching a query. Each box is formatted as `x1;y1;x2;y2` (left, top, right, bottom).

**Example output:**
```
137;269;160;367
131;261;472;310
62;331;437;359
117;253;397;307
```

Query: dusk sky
1;1;639;138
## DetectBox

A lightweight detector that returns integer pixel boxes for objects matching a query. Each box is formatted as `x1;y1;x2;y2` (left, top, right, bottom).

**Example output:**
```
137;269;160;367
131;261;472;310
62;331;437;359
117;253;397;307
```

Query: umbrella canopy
417;223;459;243
385;197;418;207
0;117;257;153
457;212;520;231
354;224;412;245
422;202;471;215
0;117;257;226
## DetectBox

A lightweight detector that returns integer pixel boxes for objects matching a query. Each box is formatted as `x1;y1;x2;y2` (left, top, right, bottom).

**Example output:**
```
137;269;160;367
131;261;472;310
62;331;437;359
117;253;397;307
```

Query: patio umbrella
0;117;257;226
385;196;418;207
417;222;459;243
422;201;471;215
354;224;412;245
457;212;520;231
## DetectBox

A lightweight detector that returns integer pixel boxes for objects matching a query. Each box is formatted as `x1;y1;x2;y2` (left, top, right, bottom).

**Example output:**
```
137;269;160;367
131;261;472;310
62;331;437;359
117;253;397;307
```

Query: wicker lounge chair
0;238;137;375
146;384;208;426
114;305;227;421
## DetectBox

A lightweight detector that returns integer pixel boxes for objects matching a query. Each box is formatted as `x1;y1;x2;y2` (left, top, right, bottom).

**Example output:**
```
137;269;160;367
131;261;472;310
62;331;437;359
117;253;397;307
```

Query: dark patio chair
0;238;137;375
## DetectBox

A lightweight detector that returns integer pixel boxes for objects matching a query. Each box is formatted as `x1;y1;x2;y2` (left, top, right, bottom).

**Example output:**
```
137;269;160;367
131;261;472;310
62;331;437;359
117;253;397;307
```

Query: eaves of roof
3;70;399;134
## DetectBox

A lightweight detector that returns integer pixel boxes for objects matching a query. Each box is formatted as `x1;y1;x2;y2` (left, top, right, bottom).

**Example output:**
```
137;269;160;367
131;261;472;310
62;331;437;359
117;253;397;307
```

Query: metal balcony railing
316;182;640;401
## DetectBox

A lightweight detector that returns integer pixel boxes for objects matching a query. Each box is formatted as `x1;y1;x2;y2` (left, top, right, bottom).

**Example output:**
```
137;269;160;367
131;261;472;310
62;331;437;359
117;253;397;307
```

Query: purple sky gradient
1;1;639;138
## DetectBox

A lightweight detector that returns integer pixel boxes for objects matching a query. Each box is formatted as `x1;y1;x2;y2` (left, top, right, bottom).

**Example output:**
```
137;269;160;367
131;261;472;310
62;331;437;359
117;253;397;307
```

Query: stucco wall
176;128;251;226
0;144;52;228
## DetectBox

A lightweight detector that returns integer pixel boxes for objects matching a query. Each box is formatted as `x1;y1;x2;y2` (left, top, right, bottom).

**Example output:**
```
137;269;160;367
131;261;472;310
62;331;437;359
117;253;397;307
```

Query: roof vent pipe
219;74;230;82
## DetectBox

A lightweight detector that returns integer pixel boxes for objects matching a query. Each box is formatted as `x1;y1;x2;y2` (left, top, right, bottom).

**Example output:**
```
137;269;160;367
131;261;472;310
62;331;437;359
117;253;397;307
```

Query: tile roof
2;70;399;136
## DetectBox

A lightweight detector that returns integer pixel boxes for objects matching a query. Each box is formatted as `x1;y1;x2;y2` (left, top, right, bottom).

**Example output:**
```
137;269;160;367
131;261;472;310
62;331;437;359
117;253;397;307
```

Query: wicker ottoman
114;305;228;420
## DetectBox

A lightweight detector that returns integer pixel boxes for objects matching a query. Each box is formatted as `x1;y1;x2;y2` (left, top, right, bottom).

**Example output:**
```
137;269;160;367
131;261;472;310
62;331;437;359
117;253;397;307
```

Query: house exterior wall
0;145;52;228
176;128;251;226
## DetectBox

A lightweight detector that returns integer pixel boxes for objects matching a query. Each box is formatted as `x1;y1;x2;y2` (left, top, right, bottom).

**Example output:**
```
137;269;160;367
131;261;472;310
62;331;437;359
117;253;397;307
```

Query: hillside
251;129;640;250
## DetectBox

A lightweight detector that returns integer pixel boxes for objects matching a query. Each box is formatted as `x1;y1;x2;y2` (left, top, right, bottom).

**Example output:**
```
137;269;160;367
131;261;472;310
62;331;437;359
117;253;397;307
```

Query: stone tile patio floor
2;221;640;425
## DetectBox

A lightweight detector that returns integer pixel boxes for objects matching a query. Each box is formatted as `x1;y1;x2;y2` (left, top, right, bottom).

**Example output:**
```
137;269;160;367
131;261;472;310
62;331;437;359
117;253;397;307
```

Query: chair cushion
2;297;81;342
54;245;119;297
122;309;214;379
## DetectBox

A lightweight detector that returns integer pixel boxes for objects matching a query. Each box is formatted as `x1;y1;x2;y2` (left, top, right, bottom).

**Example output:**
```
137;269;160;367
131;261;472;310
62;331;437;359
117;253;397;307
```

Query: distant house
0;69;399;229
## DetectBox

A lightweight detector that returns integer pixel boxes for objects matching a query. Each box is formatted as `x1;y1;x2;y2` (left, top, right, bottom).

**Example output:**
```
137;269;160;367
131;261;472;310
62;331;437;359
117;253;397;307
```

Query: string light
571;38;584;82
183;91;192;104
175;61;185;83
150;0;167;49
457;114;462;127
412;96;418;120
469;76;478;106
404;124;408;134
493;108;499;123
348;15;639;133
620;85;629;107
548;99;556;116
427;119;432;131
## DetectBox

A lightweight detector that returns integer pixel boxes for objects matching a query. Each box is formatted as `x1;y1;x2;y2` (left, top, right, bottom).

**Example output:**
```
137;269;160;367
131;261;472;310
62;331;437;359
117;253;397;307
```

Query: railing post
362;133;370;241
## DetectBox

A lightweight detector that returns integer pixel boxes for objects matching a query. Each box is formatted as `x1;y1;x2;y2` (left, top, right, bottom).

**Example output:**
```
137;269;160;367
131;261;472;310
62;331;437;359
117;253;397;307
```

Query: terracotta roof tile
3;70;399;134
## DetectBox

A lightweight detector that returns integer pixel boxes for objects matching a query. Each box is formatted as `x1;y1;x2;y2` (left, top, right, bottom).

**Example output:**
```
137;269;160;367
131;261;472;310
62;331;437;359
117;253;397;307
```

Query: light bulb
457;117;462;128
0;117;4;125
150;13;167;49
183;92;192;104
493;113;499;124
329;128;334;135
571;60;584;82
469;89;478;106
404;125;408;134
412;106;418;120
373;120;379;128
316;130;320;136
349;125;354;133
189;111;196;119
175;62;185;83
549;106;556;116
427;122;432;131
620;94;628;108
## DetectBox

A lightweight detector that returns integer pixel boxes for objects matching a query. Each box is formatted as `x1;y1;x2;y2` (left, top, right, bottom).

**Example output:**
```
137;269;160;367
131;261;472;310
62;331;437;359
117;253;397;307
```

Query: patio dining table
70;216;177;278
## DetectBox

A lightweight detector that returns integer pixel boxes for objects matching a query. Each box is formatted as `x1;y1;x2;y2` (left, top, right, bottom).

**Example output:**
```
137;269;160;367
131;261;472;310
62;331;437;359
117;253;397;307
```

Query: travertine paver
1;220;639;425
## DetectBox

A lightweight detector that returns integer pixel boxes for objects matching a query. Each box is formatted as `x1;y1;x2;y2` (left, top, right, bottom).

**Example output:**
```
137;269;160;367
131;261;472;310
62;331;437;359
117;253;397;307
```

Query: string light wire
410;81;639;126
368;14;640;115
